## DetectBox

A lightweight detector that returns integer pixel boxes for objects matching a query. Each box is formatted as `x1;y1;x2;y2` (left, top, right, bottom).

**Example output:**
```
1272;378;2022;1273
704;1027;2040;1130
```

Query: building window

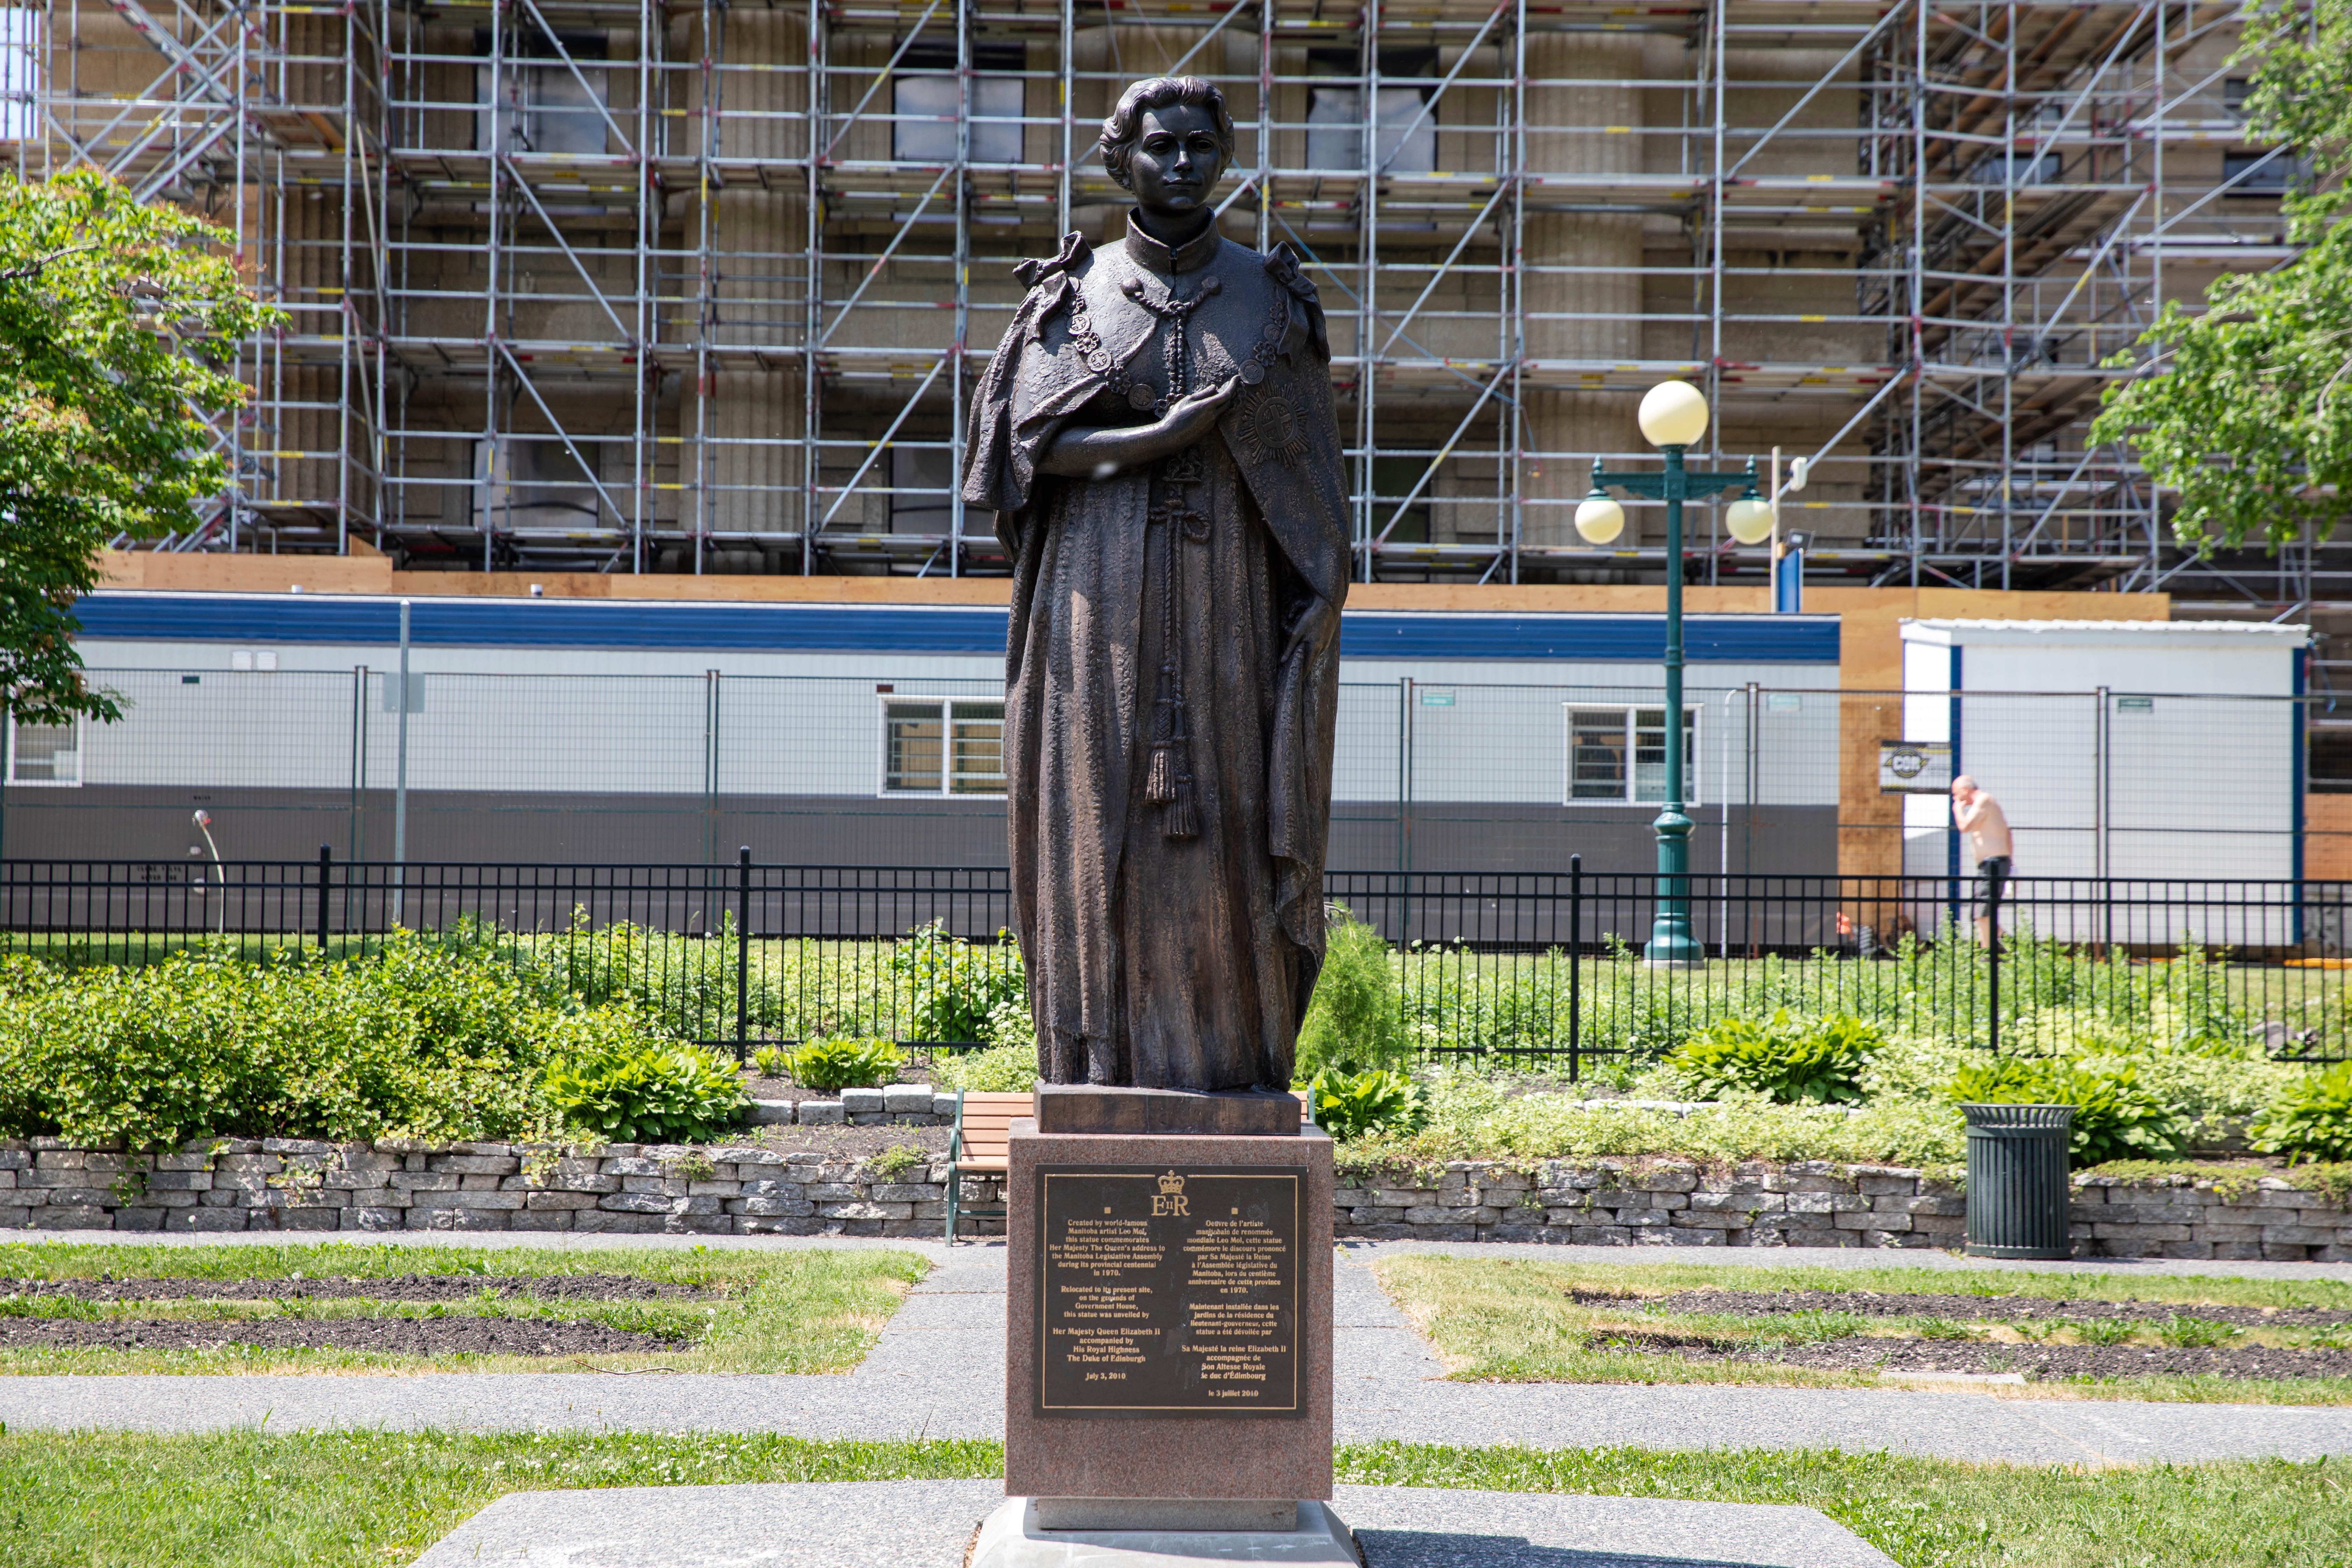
1306;48;1436;175
2224;149;2306;194
889;444;953;535
892;42;1023;164
7;715;79;786
476;26;610;157
1567;706;1695;804
883;698;1004;796
476;436;608;533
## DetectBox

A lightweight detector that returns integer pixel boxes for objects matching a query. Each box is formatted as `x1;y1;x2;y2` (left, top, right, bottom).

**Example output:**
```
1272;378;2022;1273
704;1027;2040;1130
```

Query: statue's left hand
1284;594;1337;665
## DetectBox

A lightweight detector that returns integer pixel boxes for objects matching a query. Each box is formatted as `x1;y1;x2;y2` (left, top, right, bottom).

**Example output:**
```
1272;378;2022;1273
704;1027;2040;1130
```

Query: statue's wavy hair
1098;77;1235;191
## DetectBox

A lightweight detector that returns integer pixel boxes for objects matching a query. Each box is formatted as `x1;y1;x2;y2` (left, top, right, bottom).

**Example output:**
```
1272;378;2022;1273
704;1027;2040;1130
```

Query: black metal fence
4;853;2347;1073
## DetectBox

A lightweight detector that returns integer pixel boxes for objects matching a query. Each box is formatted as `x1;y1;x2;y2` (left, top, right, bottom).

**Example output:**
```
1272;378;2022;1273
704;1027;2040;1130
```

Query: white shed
1898;618;2310;945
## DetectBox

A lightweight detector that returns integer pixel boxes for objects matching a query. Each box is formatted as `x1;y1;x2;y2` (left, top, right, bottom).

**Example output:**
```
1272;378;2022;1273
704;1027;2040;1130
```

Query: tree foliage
2088;0;2352;552
0;172;279;724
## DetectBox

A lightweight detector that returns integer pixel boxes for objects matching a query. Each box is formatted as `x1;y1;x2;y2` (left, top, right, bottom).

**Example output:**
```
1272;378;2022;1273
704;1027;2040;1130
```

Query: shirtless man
1951;775;2012;946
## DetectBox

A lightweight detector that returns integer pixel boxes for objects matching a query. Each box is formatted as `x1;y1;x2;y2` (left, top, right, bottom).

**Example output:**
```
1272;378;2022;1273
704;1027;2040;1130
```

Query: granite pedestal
1003;1092;1333;1549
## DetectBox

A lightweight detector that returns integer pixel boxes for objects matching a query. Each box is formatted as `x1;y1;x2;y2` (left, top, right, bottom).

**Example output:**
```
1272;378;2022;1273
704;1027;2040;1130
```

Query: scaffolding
12;0;2315;597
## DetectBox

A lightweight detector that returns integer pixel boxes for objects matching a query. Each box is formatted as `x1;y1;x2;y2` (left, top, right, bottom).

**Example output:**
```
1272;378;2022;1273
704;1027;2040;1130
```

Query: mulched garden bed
0;1274;715;1304
1580;1329;2352;1381
0;1315;691;1357
1581;1288;2352;1330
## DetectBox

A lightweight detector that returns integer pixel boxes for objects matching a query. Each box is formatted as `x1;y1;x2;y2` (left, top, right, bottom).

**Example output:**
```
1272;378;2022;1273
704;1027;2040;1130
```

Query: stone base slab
973;1499;1353;1567
1032;1498;1297;1532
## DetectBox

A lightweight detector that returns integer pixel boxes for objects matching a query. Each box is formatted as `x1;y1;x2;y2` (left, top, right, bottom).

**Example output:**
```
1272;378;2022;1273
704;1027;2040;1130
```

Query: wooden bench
945;1091;1033;1241
945;1088;1316;1240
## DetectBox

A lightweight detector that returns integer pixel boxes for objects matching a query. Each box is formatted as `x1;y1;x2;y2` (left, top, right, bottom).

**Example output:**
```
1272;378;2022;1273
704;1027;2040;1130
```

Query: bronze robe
961;218;1349;1090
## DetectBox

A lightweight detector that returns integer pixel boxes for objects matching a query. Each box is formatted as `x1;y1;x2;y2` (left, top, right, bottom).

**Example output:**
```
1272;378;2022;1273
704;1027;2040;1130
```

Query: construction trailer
17;0;2315;600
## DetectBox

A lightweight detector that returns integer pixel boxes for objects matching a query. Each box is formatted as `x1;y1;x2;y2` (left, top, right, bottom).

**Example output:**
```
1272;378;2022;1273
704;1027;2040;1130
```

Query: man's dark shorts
1973;855;2011;913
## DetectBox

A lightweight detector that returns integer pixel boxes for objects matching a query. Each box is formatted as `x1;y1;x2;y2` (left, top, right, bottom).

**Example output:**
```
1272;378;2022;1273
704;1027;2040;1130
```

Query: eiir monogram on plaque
1034;1165;1302;1418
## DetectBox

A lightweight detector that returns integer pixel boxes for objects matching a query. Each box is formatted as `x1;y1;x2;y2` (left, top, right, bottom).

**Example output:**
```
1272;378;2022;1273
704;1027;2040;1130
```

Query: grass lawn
1;1430;2346;1568
0;1241;925;1376
1377;1254;2352;1406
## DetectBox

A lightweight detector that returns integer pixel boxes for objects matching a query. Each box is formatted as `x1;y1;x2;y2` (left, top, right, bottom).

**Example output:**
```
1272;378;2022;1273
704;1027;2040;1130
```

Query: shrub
785;1035;906;1090
0;936;613;1151
1304;1065;1426;1142
1947;1057;2190;1167
1670;1010;1880;1105
892;922;1025;1044
2253;1062;2352;1163
1349;1077;1967;1170
868;1144;926;1180
932;1039;1038;1094
542;1037;747;1144
1296;906;1409;1076
521;912;756;1042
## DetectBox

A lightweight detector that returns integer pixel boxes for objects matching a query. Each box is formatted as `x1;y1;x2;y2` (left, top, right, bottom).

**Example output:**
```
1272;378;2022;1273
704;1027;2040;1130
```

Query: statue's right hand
1154;378;1241;449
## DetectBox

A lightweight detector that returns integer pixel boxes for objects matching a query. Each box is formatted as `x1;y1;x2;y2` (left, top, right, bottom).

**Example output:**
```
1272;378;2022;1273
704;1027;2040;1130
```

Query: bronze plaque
1034;1164;1302;1419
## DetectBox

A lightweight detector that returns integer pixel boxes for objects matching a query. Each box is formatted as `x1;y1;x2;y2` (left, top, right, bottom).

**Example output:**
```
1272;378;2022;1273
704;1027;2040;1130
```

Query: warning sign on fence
1878;741;1954;794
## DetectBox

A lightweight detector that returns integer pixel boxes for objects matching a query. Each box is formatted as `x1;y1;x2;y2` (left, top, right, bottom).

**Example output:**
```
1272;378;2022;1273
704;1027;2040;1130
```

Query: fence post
1567;853;1582;1085
1987;866;2004;1056
736;845;751;1058
316;845;331;953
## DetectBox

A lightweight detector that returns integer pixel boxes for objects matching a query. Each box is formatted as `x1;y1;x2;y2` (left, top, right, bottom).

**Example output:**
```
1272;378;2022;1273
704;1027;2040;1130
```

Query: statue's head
1099;77;1234;217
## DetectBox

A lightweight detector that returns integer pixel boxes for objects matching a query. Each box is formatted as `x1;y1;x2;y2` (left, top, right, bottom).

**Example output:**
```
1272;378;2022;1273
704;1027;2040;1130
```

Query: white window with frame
7;714;80;786
891;43;1023;165
1566;705;1696;805
881;697;1005;797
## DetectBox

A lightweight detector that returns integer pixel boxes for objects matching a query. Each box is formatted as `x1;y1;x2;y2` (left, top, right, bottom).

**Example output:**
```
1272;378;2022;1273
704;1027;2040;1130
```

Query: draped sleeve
961;232;1108;559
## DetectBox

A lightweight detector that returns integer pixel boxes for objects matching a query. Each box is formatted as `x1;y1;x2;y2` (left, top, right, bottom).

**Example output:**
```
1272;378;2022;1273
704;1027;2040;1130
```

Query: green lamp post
1573;380;1767;968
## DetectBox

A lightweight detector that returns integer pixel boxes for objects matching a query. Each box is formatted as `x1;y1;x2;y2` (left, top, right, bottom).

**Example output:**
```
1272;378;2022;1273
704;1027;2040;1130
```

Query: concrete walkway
5;1229;2352;1464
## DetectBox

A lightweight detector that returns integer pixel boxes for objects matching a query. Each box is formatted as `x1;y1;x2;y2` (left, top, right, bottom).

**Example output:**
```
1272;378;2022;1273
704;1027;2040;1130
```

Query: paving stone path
4;1230;2352;1465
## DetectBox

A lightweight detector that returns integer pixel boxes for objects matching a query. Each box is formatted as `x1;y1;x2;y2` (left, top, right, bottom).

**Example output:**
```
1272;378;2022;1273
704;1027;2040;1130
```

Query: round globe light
1574;494;1626;545
1637;379;1710;448
1724;496;1774;545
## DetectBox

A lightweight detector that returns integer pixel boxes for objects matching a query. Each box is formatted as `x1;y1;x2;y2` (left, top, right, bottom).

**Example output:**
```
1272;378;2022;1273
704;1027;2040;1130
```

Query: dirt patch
0;1314;690;1357
1582;1332;2352;1381
1584;1288;2352;1329
0;1274;715;1305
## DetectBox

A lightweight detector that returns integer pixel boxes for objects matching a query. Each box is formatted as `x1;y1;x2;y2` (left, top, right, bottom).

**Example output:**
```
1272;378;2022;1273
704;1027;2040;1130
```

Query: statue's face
1127;103;1226;215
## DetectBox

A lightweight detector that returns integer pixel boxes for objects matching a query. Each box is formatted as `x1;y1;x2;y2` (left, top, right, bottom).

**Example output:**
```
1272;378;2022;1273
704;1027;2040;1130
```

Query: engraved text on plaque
1034;1165;1301;1418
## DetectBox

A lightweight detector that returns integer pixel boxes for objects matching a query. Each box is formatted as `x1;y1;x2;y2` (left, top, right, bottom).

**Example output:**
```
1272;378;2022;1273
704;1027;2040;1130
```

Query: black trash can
1962;1103;2076;1259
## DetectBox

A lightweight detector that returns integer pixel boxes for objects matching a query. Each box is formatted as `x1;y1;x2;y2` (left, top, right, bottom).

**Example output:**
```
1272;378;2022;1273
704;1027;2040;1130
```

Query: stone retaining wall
1336;1161;2352;1262
0;1139;993;1238
5;1141;2346;1258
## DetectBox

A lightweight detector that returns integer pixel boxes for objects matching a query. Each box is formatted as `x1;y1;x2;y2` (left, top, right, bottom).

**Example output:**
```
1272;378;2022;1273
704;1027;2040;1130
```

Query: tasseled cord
1144;662;1200;840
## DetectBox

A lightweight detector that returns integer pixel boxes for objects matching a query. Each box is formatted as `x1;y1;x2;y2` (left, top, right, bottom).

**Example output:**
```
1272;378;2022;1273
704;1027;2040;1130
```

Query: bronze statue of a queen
961;76;1349;1093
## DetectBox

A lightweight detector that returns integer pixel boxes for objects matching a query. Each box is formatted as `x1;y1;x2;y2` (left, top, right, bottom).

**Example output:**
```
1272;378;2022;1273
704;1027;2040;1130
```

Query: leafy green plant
0;935;630;1151
892;922;1025;1044
2070;1318;2138;1346
1304;1066;1427;1142
1669;1010;1881;1105
2159;1315;2239;1349
931;1040;1038;1094
868;1145;926;1180
1295;906;1409;1076
2253;1062;2352;1163
784;1036;906;1091
1947;1058;2190;1167
750;1045;793;1079
541;1041;747;1145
